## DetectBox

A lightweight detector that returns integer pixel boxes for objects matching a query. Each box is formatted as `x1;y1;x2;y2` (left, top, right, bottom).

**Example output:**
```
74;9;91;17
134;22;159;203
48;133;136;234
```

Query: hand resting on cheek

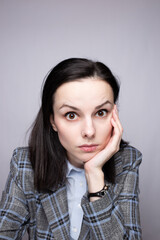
84;104;123;172
84;104;123;196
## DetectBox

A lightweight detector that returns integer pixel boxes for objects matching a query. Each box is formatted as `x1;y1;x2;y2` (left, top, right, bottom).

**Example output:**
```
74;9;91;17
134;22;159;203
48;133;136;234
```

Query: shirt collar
66;160;84;177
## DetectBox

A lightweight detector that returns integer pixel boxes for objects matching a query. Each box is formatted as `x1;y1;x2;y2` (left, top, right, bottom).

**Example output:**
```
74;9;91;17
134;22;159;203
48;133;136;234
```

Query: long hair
29;58;126;191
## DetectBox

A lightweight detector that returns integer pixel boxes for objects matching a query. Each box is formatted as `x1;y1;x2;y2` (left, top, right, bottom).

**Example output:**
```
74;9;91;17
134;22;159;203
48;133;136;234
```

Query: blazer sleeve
0;150;30;239
81;147;142;240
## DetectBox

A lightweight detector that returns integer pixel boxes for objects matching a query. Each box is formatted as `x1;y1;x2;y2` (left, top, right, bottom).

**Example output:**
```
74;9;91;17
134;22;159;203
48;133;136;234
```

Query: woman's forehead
53;78;114;108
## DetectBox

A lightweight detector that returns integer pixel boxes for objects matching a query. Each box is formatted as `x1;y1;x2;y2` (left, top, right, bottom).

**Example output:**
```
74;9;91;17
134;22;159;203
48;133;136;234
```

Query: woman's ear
50;114;58;132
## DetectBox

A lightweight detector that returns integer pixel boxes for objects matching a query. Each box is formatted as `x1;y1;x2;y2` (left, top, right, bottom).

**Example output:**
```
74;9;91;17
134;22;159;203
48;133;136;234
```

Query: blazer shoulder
114;145;142;183
120;145;142;168
12;147;32;166
10;147;34;192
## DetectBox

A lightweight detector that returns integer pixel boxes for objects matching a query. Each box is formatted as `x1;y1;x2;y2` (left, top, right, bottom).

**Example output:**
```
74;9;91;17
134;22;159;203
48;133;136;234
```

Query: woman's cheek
55;126;69;148
102;122;113;147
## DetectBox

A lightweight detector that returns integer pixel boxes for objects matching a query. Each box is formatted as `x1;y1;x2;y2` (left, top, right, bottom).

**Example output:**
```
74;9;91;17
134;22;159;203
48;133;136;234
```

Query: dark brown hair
29;58;126;191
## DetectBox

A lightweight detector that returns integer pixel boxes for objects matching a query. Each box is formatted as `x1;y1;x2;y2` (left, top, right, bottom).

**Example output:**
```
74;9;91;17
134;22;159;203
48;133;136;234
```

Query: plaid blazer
0;146;142;240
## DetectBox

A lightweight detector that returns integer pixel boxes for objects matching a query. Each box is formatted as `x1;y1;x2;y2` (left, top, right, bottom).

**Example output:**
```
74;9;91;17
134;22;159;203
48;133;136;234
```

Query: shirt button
72;227;77;232
80;182;83;187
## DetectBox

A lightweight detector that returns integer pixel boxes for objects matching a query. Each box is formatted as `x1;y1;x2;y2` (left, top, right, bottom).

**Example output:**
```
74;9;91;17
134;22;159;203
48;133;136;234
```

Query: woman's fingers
110;120;121;152
108;105;123;152
112;105;123;134
84;105;123;171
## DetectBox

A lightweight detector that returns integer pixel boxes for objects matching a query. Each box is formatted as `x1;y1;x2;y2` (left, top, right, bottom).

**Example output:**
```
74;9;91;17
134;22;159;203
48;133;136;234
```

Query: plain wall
0;0;160;239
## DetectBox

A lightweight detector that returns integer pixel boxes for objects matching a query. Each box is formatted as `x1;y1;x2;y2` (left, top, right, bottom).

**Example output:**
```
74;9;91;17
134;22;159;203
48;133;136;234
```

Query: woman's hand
84;105;123;199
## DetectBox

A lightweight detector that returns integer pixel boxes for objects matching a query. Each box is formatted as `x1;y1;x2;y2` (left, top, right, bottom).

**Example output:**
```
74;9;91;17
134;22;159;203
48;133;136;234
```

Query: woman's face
50;77;114;168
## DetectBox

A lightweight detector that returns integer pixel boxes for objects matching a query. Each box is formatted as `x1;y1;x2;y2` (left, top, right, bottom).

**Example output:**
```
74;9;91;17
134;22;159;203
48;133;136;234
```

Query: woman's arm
82;147;142;240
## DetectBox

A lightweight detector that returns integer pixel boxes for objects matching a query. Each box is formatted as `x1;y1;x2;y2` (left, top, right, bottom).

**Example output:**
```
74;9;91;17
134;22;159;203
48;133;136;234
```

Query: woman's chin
82;151;99;162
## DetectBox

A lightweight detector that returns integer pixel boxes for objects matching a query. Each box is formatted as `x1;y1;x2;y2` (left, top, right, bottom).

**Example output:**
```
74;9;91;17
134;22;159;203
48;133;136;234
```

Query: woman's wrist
88;184;109;198
85;169;105;195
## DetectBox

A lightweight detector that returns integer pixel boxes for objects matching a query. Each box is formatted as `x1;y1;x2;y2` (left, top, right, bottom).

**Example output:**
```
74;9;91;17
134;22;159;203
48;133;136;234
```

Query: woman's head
29;58;120;190
42;58;119;128
50;78;114;168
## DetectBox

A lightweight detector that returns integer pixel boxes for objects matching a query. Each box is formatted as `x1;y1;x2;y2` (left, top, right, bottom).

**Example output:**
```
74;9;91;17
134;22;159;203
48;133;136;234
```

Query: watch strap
88;184;109;198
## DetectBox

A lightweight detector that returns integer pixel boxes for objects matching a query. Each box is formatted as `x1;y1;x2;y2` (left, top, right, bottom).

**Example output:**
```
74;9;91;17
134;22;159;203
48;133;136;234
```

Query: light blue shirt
66;161;87;240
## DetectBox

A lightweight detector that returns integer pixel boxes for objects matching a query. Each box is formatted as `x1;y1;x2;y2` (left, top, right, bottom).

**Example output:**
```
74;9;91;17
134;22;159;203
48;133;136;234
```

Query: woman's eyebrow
95;100;113;110
59;100;113;111
59;104;80;111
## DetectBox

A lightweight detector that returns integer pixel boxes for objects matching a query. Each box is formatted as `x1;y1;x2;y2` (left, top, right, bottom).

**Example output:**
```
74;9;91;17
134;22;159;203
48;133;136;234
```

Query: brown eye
96;110;107;117
65;112;77;120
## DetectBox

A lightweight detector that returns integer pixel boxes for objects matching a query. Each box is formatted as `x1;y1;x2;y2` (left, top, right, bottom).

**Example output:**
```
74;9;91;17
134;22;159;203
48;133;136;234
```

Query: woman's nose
81;118;95;139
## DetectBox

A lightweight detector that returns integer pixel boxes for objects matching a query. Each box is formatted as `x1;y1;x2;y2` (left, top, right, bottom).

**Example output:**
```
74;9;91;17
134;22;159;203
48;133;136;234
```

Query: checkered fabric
0;146;142;239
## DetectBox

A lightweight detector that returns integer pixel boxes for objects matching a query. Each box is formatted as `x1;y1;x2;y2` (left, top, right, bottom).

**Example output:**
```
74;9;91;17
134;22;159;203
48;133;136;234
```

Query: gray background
0;0;160;239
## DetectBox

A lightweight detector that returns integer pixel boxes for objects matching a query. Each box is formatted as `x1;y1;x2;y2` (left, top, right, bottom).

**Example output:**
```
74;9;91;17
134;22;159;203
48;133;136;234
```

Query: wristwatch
88;184;109;198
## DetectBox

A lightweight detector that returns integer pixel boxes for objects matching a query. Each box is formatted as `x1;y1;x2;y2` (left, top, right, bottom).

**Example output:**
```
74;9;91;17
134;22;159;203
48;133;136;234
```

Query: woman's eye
96;109;108;117
65;112;77;120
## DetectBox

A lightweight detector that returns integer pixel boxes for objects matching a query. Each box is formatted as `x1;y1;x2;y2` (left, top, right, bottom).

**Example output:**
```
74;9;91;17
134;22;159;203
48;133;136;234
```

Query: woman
0;58;142;239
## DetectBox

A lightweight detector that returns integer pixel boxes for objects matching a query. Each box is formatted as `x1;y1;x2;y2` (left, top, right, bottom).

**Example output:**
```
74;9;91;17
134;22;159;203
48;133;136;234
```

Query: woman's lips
79;144;98;152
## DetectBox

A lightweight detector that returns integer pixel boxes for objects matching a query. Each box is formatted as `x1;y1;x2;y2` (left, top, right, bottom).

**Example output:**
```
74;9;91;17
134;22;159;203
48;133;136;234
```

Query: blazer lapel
78;219;90;240
39;185;70;240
